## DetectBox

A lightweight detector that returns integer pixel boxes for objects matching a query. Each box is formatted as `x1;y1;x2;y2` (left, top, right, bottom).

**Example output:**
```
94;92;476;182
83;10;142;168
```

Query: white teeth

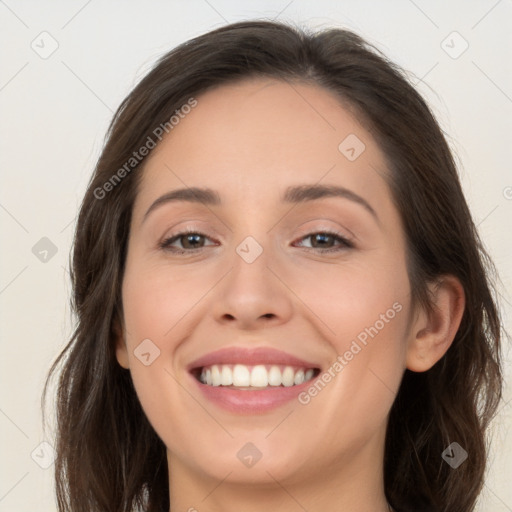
281;366;295;387
199;364;316;388
211;365;221;386
250;365;268;387
232;364;250;386
268;365;282;386
294;369;305;385
221;365;233;386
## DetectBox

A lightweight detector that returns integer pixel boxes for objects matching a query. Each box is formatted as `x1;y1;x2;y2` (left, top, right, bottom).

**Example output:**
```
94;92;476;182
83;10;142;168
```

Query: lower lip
190;373;315;413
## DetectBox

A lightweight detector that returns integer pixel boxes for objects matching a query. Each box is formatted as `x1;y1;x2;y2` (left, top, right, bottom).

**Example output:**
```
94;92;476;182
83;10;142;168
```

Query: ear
112;315;130;369
406;275;465;372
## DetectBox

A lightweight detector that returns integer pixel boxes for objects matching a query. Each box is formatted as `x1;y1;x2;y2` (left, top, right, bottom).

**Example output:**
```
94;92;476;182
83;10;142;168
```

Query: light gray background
0;1;511;511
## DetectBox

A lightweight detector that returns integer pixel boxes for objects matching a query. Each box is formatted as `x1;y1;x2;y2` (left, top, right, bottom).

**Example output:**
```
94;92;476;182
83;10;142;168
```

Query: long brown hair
42;20;505;512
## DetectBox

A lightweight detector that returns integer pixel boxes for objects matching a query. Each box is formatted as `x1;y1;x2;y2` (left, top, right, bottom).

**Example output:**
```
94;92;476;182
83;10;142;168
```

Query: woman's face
116;78;415;489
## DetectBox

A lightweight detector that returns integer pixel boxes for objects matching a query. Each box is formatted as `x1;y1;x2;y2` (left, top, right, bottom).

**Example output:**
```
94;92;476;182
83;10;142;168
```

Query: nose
211;240;294;331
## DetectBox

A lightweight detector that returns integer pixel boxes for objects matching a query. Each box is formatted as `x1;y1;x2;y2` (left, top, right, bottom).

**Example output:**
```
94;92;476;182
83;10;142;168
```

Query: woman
43;20;505;512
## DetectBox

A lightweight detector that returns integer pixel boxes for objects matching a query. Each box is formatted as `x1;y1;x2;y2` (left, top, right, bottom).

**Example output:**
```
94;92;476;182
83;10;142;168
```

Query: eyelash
158;228;354;255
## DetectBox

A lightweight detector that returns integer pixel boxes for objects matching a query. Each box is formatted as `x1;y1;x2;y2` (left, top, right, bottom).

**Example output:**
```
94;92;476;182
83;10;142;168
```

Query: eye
159;229;216;254
293;230;354;253
159;229;353;255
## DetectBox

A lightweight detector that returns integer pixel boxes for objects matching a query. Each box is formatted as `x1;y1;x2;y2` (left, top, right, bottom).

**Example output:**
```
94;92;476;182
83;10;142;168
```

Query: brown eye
159;231;215;253
294;231;353;252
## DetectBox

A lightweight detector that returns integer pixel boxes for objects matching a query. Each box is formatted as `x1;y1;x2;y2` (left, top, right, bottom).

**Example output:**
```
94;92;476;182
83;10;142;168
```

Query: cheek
289;254;410;416
122;261;195;342
293;291;408;468
120;266;197;444
292;253;410;349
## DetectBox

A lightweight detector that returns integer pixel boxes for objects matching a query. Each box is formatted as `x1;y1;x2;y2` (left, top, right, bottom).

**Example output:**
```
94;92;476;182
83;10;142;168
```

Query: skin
115;78;465;512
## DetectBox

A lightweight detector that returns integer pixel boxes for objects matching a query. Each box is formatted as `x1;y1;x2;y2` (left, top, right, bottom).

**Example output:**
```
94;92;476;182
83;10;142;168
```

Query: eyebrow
142;184;378;223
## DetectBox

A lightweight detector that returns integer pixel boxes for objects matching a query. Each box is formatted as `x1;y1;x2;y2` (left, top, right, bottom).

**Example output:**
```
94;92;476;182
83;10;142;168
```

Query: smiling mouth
191;364;321;389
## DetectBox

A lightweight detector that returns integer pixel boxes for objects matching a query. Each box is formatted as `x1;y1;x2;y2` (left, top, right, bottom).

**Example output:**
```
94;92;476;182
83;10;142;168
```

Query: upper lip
187;346;321;371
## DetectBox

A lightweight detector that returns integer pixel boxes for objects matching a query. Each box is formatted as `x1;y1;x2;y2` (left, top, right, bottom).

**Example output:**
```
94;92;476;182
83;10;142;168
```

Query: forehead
134;78;393;217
